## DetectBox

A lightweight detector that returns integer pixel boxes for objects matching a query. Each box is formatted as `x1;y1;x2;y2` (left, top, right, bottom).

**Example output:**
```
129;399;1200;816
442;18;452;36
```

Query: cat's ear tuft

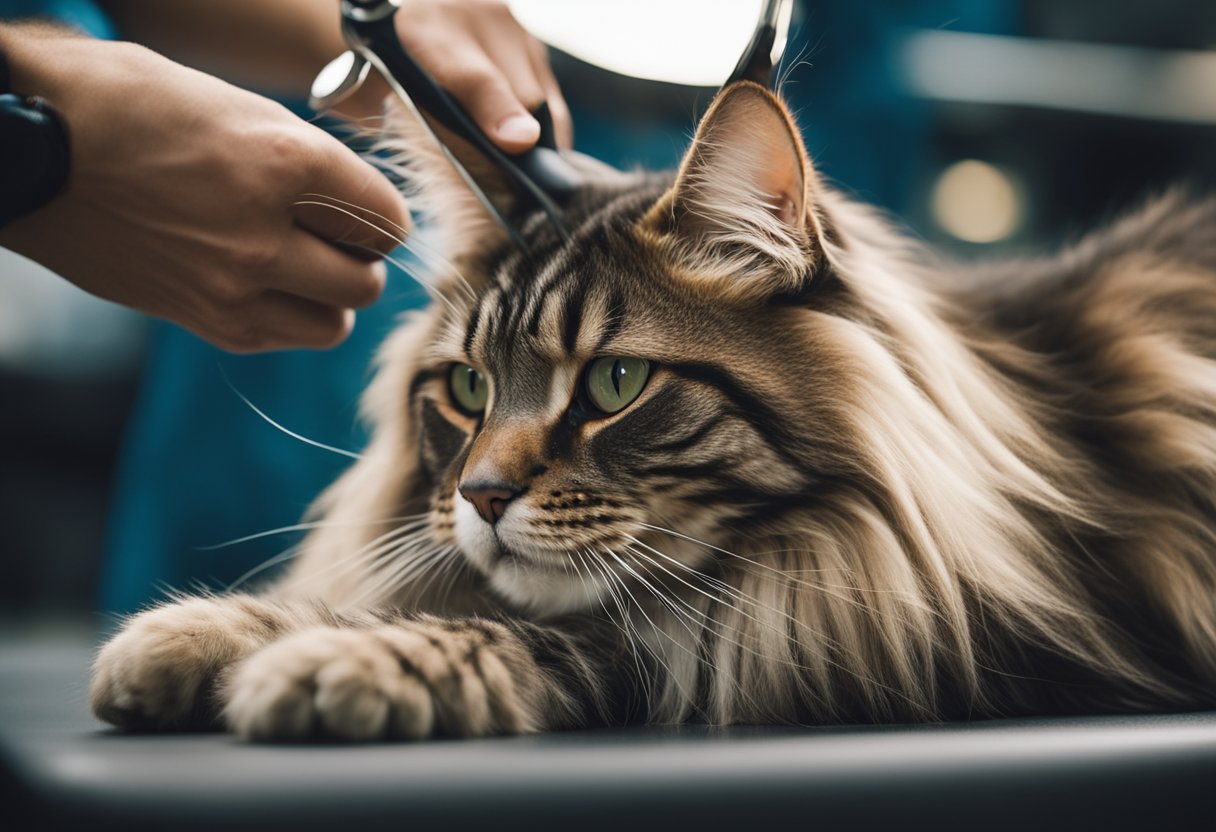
639;82;827;299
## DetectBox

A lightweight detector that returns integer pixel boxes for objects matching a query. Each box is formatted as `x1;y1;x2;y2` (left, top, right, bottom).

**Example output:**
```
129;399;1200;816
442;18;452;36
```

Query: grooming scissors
310;0;794;250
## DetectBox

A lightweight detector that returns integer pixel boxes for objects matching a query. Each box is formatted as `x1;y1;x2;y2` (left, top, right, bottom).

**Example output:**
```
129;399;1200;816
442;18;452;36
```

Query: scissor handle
532;100;560;152
343;0;556;152
346;0;579;230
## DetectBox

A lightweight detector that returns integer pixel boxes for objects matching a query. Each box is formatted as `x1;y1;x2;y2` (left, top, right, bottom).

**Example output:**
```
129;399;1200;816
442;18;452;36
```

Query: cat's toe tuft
222;621;530;742
225;627;430;742
89;599;249;730
89;598;279;729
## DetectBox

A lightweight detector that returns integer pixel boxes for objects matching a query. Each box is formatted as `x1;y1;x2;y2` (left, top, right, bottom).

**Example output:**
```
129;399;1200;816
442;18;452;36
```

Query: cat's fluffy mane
281;83;1216;724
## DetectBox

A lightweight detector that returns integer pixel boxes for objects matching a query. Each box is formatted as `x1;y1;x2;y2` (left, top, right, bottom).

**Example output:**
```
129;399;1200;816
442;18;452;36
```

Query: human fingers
203;291;355;354
269;229;388;311
397;1;548;154
474;22;551;112
527;38;573;150
291;133;411;258
474;24;578;150
438;48;543;154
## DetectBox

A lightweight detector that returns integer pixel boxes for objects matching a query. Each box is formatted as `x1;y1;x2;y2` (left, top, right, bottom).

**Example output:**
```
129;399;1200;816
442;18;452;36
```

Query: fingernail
495;113;540;145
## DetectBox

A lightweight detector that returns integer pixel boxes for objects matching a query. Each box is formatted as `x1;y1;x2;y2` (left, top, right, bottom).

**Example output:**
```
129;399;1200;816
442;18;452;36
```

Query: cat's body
91;83;1216;739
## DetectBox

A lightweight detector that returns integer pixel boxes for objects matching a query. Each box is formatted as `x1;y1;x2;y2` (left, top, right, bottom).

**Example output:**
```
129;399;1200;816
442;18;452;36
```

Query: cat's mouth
476;538;612;615
485;538;573;574
449;491;644;614
486;539;531;565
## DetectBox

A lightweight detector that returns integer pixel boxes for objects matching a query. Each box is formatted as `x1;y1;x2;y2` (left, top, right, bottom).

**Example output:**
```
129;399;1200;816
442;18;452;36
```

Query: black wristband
0;46;72;230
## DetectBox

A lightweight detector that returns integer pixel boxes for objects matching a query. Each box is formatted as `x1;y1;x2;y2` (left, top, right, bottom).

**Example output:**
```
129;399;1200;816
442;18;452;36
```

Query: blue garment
0;0;113;36
101;277;428;613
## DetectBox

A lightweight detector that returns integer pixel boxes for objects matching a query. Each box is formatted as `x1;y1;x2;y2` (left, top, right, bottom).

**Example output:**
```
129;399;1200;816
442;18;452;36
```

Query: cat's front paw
90;597;273;730
224;620;538;742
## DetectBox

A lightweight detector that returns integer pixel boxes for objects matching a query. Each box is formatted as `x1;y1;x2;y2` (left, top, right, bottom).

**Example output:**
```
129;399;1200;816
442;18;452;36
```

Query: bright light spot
509;0;764;87
931;160;1023;243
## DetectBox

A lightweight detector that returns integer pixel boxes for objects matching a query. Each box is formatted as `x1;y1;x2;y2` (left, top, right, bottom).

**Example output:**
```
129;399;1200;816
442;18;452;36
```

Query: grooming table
2;631;1214;830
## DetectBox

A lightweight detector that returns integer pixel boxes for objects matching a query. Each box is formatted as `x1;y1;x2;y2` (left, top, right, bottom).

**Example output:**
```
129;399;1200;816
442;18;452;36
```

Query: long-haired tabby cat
91;81;1216;740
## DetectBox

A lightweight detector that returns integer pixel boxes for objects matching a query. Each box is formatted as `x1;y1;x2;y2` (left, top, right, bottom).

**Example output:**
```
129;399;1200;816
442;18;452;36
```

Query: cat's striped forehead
431;182;676;372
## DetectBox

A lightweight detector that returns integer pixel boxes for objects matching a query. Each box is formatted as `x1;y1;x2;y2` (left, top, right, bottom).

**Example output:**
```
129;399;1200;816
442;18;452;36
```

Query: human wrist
0;22;84;101
0;24;78;234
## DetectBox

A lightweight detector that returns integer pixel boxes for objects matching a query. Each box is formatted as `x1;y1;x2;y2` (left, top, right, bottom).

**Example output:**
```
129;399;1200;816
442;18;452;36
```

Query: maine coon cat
90;81;1216;739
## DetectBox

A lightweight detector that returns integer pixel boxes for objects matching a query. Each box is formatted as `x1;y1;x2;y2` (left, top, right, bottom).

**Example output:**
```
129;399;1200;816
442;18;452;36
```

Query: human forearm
98;0;573;148
0;19;86;98
97;0;347;100
0;20;406;353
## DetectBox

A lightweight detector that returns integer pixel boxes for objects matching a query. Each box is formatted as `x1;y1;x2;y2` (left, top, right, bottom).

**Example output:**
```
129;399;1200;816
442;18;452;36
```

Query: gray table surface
2;629;1215;830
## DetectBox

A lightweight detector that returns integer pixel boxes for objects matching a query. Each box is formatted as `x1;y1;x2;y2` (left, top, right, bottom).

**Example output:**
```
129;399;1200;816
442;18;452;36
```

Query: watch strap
0;93;72;229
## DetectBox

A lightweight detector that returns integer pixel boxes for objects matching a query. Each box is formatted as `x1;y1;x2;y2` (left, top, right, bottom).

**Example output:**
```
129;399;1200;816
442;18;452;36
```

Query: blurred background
2;0;1215;627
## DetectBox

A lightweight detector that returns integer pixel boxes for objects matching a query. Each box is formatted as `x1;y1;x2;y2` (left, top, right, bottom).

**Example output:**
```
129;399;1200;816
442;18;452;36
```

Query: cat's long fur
91;83;1216;739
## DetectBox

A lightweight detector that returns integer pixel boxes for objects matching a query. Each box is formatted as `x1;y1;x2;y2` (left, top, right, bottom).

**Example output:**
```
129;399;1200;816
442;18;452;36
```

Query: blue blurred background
2;0;1214;622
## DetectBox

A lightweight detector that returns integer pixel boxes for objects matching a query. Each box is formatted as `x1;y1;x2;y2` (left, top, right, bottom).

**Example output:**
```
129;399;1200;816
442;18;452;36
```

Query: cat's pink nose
459;483;519;525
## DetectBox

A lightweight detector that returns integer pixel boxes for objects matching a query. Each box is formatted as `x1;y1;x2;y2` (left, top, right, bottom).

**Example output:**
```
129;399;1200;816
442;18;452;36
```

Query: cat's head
363;82;872;614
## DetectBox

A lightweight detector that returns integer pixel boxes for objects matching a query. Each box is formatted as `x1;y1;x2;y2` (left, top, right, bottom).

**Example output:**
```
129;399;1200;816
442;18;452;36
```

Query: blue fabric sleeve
0;0;114;37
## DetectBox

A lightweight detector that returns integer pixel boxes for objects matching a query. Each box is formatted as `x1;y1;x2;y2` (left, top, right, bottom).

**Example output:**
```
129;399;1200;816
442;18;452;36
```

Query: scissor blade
770;0;795;75
726;0;795;88
358;47;528;250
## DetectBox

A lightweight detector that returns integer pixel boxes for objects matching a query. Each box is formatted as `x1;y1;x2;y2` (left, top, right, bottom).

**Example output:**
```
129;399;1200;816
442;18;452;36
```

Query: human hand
0;28;409;353
340;0;573;152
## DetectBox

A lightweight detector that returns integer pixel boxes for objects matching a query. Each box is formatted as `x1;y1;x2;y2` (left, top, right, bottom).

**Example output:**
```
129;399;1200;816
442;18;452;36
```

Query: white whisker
198;514;428;551
297;192;411;237
220;369;363;460
225;545;301;592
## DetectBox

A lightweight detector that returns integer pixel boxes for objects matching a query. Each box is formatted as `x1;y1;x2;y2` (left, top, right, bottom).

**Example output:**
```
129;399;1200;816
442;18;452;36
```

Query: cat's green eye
584;357;651;415
448;363;489;414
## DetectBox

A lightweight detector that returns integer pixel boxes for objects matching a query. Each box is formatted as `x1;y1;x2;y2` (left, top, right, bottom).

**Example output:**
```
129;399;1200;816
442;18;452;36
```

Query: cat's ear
639;81;828;300
380;103;519;259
